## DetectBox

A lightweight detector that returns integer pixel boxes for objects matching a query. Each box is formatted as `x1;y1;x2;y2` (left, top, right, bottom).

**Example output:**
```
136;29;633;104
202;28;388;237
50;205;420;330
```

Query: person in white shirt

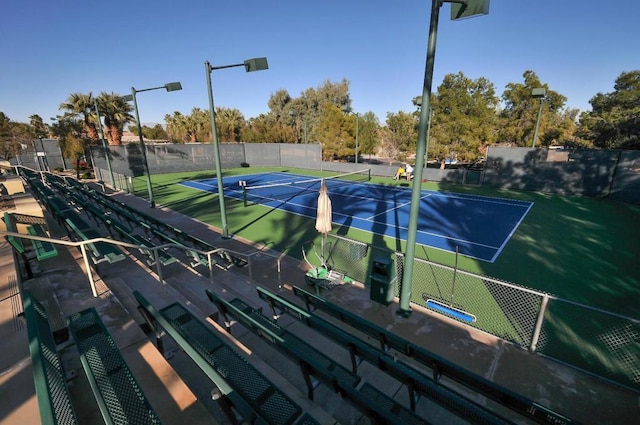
405;163;414;181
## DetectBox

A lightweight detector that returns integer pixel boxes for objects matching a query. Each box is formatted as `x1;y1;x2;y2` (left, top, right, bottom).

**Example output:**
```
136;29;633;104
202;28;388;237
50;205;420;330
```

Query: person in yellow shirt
393;166;406;180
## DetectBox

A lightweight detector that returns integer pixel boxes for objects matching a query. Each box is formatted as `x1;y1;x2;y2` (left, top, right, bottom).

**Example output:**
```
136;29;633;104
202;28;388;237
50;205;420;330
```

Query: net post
239;180;247;207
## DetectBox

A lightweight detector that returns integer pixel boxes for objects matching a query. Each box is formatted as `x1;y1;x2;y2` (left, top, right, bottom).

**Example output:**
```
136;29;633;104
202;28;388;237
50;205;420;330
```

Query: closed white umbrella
315;179;332;267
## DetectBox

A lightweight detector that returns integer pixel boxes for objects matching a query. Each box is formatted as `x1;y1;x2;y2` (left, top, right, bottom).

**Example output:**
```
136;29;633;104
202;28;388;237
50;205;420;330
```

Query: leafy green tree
49;114;90;176
429;72;500;164
0;112;29;161
129;124;169;140
145;124;168;140
499;70;567;147
385;111;418;157
316;105;353;160
242;113;294;143
354;112;380;159
577;70;640;149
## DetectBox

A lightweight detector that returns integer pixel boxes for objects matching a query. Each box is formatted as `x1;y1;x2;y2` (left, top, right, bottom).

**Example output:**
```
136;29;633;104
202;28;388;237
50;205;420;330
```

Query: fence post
530;294;549;352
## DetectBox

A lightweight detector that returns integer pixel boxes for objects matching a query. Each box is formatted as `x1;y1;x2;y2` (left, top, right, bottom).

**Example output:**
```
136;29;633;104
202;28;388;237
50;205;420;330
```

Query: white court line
365;192;433;221
489;200;534;262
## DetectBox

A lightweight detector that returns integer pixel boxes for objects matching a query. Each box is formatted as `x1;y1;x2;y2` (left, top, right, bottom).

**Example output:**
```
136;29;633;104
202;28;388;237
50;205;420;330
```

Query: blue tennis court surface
181;172;533;262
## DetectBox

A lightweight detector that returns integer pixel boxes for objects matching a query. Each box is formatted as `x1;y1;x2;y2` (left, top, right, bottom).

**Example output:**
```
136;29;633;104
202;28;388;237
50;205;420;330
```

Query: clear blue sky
1;1;638;126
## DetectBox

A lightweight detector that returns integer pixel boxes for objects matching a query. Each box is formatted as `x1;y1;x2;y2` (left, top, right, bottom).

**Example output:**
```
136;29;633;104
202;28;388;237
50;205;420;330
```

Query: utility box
368;257;397;305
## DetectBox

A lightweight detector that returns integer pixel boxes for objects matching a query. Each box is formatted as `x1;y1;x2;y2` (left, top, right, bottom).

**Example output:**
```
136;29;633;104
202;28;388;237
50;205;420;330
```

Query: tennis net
242;169;371;206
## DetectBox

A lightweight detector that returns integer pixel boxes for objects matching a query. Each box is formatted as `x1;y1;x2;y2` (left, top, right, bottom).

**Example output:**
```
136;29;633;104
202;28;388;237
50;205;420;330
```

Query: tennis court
181;171;533;263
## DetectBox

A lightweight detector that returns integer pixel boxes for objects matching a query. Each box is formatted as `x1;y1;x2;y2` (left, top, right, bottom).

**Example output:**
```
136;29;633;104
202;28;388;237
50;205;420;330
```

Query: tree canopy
3;69;639;168
577;70;640;149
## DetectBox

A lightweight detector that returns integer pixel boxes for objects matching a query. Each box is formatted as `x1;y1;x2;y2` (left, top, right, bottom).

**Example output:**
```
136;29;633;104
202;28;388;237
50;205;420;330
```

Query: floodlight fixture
532;88;546;98
451;0;490;20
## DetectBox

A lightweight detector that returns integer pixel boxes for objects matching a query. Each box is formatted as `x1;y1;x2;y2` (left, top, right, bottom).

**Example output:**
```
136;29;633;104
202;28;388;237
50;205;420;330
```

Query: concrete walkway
1;177;638;424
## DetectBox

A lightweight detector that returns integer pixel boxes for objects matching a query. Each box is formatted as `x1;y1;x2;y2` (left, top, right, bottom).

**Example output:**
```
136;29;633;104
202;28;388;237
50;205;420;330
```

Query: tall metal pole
532;98;544;148
397;0;442;318
304;118;308;144
130;87;155;208
205;61;229;238
94;98;115;188
355;113;359;164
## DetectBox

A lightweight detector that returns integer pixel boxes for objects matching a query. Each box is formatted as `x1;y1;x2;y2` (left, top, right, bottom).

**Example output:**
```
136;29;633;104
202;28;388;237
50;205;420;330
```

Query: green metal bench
23;290;78;425
256;286;511;425
132;291;309;425
67;192;110;227
3;211;25;254
26;224;59;261
206;289;427;425
63;213;126;264
67;307;161;425
107;218;177;267
151;227;212;269
45;196;73;223
292;286;574;425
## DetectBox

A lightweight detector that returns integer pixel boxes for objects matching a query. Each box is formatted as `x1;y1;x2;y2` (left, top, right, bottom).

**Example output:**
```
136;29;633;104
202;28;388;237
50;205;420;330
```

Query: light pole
342;107;360;164
531;88;546;148
413;96;433;167
122;81;182;208
398;0;490;318
93;97;115;189
205;57;268;239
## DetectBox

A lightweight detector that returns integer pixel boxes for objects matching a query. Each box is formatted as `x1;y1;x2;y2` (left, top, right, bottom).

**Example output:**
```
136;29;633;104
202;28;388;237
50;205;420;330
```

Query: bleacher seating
206;288;428;425
292;285;574;425
133;291;314;425
256;286;513;425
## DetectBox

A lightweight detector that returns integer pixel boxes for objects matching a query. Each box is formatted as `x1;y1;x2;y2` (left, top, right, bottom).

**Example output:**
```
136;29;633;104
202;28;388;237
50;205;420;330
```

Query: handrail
1;230;248;295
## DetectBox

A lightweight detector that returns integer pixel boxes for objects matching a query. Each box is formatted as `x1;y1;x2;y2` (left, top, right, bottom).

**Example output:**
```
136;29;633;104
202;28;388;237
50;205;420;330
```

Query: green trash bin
368;257;396;305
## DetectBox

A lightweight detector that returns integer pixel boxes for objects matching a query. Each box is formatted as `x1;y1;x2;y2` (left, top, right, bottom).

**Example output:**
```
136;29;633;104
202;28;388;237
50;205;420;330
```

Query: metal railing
2;231;285;296
317;233;640;391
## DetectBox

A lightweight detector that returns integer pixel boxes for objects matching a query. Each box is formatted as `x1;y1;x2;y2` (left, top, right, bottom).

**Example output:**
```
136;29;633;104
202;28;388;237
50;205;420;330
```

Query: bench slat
67;308;161;425
27;224;59;260
133;291;305;425
23;290;78;425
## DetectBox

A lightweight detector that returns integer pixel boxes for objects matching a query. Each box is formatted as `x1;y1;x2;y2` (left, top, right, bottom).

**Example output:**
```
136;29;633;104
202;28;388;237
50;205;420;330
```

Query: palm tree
216;107;245;142
59;92;99;142
97;92;134;145
165;108;210;143
29;114;49;139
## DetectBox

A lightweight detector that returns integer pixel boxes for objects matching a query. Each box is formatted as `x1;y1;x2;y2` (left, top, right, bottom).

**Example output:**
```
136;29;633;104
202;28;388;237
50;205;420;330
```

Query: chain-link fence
317;233;639;390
